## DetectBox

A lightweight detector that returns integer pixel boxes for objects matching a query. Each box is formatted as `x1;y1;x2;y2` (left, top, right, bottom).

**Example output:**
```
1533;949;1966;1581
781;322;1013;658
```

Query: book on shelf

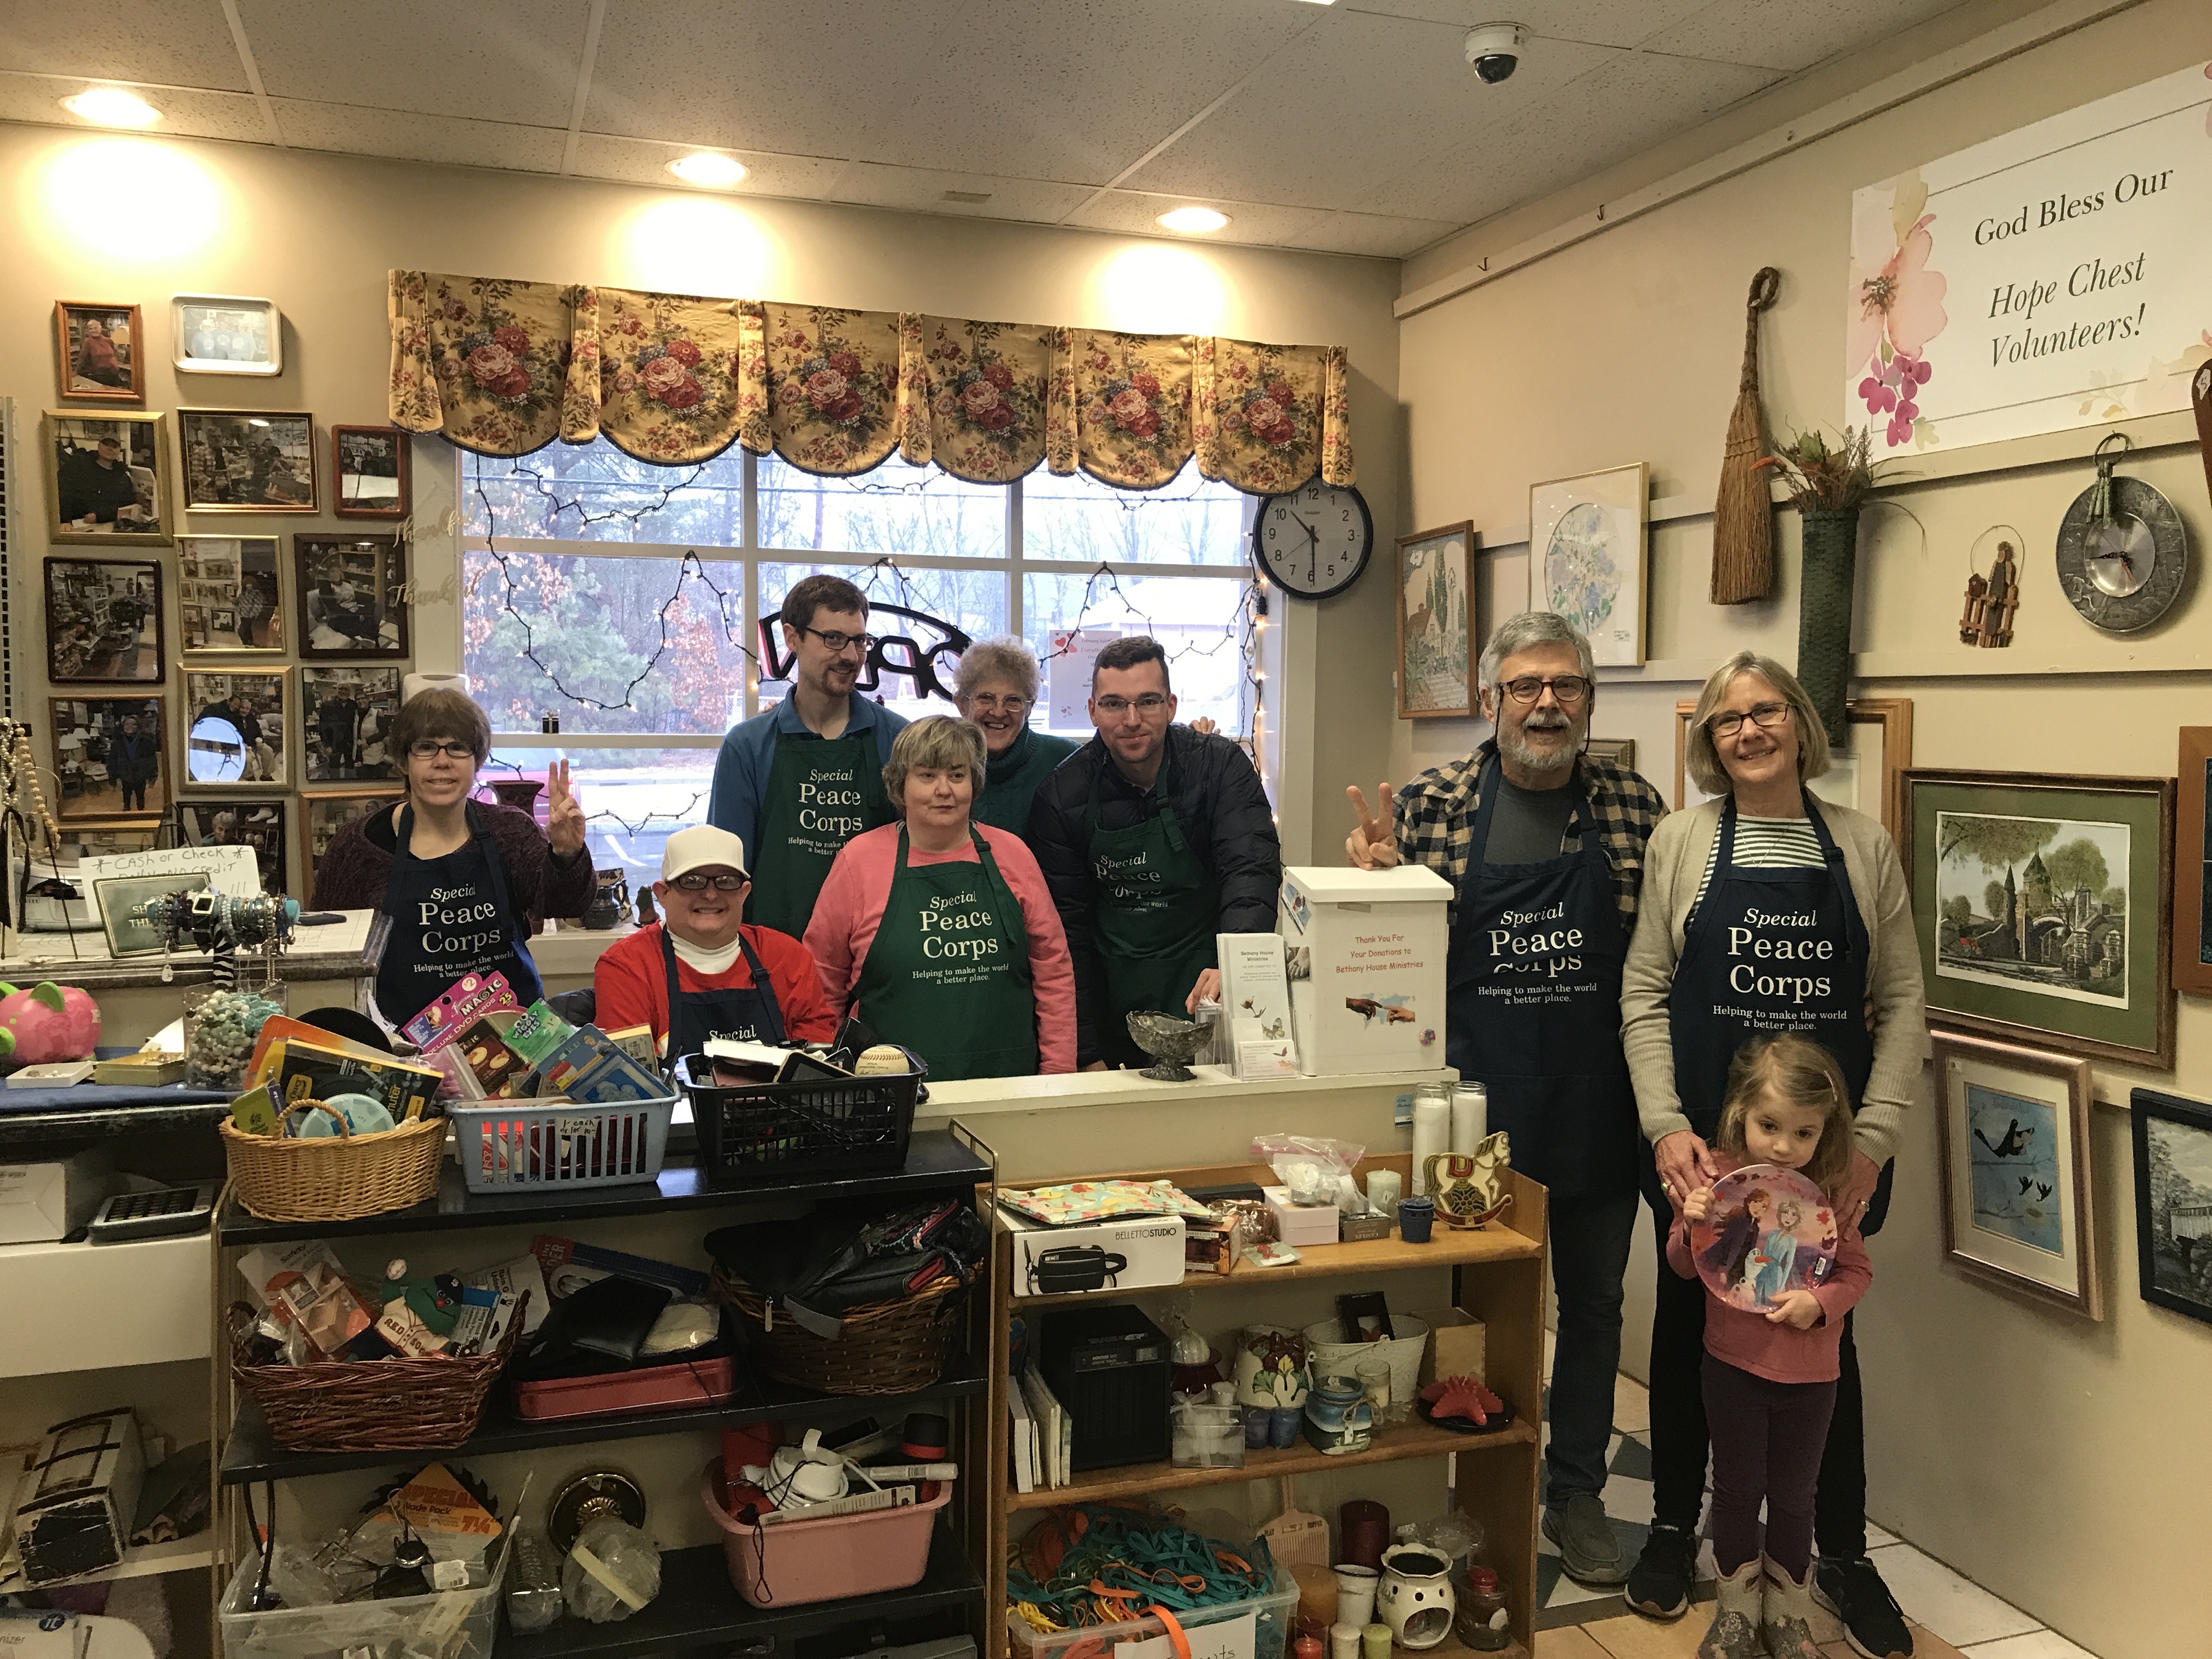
1007;1383;1036;1494
1018;1363;1070;1489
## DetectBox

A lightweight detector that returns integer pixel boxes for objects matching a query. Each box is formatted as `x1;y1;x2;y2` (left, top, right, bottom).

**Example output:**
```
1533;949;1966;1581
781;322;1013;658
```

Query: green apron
1083;753;1221;1068
851;827;1039;1081
746;727;890;939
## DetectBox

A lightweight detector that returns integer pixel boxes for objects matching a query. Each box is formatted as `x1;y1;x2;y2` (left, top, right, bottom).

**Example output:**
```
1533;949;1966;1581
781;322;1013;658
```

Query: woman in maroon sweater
311;689;594;1025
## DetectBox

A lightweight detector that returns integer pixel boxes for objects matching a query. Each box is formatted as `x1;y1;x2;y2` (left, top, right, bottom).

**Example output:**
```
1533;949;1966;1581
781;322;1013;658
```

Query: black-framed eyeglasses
406;740;475;760
669;871;748;892
1498;674;1590;706
1707;701;1793;740
1095;694;1171;716
798;624;875;655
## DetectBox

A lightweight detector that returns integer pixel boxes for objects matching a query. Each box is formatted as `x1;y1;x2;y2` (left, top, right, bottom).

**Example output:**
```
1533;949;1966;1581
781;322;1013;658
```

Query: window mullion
1008;477;1024;640
743;448;760;722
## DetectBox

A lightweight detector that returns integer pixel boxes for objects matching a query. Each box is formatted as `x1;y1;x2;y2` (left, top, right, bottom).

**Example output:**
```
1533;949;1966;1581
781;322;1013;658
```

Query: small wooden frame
46;411;172;546
54;302;145;402
1394;521;1476;719
180;668;292;789
44;557;165;685
302;787;402;902
49;695;167;820
178;409;317;513
2172;727;2212;997
294;535;409;659
332;425;411;519
2131;1086;2212;1329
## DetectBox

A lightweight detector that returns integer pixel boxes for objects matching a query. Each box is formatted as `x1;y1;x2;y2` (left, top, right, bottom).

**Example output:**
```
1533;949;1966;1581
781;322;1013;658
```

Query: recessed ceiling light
668;152;747;187
1158;206;1229;234
60;87;161;128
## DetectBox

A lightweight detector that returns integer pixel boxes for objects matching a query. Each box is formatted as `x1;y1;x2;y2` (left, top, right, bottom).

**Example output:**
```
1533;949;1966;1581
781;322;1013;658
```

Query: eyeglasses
1095;694;1171;716
966;692;1029;713
406;741;475;760
669;871;748;892
798;624;875;656
1497;675;1590;706
1707;701;1793;740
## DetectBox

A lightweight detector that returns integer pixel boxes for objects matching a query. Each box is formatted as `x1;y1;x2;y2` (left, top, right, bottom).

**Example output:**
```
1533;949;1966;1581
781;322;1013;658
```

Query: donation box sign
1845;59;2212;455
1278;864;1450;1077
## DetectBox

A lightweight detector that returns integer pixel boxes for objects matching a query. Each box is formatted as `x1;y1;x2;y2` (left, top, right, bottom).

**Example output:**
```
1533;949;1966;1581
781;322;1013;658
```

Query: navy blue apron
1447;758;1638;1200
374;802;545;1024
659;924;788;1062
1654;791;1893;1233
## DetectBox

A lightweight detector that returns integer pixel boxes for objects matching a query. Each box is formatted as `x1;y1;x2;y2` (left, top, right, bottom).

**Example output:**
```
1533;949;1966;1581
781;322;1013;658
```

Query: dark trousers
1701;1354;1836;1578
120;781;146;812
1543;1187;1640;1500
1643;1184;1877;1561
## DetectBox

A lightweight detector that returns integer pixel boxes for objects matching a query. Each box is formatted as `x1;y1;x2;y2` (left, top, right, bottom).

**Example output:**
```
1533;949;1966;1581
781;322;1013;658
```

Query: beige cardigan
1620;795;1925;1167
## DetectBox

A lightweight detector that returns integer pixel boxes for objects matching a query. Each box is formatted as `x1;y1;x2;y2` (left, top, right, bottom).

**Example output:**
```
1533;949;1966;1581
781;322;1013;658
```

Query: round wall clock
1252;479;1373;600
2054;444;2188;634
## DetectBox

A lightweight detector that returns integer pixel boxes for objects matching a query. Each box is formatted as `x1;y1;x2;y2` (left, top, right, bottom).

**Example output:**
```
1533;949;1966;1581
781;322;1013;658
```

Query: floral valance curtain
389;270;1354;493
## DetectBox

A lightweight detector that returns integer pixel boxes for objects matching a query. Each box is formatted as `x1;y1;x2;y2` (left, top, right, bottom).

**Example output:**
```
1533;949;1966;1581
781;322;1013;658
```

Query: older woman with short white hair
1617;650;1923;1646
952;636;1079;837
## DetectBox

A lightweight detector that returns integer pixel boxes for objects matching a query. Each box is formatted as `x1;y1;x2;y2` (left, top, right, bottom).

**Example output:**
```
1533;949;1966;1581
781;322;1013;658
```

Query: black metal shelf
214;1130;991;1244
220;1351;990;1484
502;1524;980;1659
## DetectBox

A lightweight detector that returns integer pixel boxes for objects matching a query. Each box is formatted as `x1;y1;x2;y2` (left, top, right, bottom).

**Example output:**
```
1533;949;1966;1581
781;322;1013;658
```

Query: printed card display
1217;932;1297;1079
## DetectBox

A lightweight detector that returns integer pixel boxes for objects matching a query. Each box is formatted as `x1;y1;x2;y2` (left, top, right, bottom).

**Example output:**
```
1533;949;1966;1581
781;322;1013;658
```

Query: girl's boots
1696;1560;1765;1659
1759;1557;1826;1659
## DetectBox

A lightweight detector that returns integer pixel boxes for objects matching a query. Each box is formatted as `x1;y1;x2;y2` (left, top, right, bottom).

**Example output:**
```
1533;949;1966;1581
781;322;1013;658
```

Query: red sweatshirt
1667;1150;1877;1385
593;921;837;1049
804;821;1077;1074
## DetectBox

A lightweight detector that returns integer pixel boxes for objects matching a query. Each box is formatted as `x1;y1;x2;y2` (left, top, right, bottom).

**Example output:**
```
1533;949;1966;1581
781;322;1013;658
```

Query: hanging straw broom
1711;267;1783;604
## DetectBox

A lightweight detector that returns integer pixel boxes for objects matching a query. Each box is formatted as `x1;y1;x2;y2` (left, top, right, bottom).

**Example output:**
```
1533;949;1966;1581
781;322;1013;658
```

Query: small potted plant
1759;426;1886;746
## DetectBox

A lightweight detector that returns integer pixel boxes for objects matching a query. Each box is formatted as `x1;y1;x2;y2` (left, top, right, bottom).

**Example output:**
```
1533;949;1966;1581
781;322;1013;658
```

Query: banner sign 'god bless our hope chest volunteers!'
1847;59;2212;455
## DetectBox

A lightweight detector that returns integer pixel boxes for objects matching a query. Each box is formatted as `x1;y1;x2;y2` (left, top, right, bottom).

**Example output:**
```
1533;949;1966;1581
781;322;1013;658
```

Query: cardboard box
0;1154;109;1244
1278;864;1451;1076
1412;1306;1488;1385
1262;1186;1340;1248
1002;1211;1187;1297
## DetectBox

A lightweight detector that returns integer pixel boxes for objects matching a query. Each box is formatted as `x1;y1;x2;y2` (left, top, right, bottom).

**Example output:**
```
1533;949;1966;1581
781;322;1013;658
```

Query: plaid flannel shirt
1392;741;1668;932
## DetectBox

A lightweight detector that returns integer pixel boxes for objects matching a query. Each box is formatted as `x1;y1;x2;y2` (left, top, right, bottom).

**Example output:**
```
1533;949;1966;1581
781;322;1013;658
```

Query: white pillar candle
1451;1082;1488;1153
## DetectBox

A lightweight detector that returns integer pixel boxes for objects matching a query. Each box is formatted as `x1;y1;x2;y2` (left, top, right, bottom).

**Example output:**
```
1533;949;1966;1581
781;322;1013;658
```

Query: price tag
554;1114;597;1142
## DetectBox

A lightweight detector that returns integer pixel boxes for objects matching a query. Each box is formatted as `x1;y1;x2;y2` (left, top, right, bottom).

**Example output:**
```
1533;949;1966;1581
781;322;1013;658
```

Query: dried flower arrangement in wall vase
1762;426;1883;747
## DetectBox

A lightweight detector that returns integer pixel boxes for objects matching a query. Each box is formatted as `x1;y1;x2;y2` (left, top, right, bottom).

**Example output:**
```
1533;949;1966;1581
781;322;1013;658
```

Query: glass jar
185;980;289;1092
1454;1565;1510;1651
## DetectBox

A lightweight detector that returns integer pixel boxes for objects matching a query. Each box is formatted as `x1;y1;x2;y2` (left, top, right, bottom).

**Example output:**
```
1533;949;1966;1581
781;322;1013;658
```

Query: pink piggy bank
0;981;103;1064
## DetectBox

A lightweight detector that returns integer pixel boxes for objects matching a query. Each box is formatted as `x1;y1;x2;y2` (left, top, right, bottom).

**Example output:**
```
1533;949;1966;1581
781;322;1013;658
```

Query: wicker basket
711;1262;966;1396
219;1100;446;1223
227;1295;526;1453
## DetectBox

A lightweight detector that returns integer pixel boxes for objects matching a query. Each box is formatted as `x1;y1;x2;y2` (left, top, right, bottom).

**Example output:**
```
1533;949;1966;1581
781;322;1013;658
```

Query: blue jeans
1544;1186;1640;1500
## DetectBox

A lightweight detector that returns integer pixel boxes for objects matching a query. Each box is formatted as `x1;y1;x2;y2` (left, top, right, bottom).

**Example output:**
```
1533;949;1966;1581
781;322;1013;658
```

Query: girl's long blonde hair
1716;1033;1855;1196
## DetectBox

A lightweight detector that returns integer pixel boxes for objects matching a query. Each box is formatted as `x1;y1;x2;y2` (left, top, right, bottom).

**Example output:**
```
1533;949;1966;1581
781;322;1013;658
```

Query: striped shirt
1689;814;1825;919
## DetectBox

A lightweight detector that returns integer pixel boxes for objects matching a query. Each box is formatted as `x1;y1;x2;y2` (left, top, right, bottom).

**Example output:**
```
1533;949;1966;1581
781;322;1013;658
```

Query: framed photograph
95;870;213;957
178;409;316;512
172;294;281;375
1908;769;2175;1070
1587;737;1637;774
2131;1087;2212;1327
302;667;402;783
2172;729;2212;997
1674;697;1914;839
1395;522;1476;719
46;411;171;545
182;669;290;788
295;535;409;658
304;789;399;901
55;302;144;402
1932;1029;2100;1318
1532;460;1647;668
179;800;288;896
49;696;166;820
44;558;163;684
333;426;411;519
179;537;284;654
61;821;162;862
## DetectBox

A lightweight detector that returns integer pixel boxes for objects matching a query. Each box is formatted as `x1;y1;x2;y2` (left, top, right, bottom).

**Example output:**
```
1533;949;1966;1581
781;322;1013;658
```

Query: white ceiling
0;0;1977;259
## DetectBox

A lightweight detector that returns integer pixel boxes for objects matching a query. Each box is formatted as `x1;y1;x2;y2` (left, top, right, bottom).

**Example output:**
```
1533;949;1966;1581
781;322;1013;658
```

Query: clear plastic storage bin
1006;1566;1296;1659
218;1531;510;1659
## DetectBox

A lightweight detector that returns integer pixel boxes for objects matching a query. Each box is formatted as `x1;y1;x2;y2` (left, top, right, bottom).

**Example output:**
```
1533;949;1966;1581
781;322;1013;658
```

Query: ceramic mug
1375;1544;1457;1650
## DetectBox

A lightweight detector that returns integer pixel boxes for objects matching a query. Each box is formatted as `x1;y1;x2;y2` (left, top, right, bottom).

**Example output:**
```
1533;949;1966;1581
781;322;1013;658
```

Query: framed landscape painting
1906;769;2174;1069
2132;1087;2212;1328
1532;461;1646;668
1395;522;1475;719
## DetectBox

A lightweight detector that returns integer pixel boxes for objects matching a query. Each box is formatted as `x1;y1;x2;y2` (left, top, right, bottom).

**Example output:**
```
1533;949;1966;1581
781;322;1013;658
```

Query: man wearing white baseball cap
594;824;836;1059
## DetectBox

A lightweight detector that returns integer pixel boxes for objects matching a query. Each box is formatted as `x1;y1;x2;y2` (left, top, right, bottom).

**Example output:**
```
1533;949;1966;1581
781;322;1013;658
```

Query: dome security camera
1465;22;1528;83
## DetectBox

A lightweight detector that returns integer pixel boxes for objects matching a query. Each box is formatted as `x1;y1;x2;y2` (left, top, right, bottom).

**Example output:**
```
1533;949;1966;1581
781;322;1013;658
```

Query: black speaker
1038;1303;1171;1471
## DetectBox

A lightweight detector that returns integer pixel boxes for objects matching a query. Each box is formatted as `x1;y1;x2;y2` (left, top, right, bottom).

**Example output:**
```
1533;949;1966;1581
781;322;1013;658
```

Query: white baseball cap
662;825;749;882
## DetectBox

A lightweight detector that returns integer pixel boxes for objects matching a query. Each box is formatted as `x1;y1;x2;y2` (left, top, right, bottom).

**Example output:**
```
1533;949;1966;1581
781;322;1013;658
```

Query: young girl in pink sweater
1668;1034;1876;1659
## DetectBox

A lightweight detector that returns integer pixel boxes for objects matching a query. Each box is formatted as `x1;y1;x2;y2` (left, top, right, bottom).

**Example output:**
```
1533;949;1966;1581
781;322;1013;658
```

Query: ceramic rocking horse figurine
1423;1130;1513;1228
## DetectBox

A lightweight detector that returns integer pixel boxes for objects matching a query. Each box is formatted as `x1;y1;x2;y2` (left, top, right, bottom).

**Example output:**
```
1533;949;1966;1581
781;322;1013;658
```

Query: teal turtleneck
973;723;1080;837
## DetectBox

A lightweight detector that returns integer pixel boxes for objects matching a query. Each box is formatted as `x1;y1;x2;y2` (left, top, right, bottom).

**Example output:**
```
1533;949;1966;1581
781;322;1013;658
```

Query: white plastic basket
447;1092;676;1191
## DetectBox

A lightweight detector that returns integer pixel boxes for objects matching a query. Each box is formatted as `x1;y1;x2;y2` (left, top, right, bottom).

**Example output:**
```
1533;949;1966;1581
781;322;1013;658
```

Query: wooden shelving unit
983;1152;1550;1658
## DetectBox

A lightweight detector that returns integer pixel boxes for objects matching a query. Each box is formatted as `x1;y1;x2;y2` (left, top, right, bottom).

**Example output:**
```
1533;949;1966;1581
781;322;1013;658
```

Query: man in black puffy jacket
1025;635;1281;1069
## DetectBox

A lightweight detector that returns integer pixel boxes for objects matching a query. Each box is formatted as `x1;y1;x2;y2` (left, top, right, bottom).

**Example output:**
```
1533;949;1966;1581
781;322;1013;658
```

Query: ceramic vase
1232;1324;1310;1408
1376;1545;1456;1651
1795;505;1862;747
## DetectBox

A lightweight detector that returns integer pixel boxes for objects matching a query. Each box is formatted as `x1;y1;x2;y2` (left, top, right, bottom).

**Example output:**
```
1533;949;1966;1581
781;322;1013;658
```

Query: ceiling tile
1341;0;1715;49
566;131;849;198
268;98;566;173
1284;208;1464;259
238;0;590;127
0;71;269;142
0;0;251;89
825;162;1093;223
1126;9;1622;212
1063;188;1331;252
1640;0;1974;72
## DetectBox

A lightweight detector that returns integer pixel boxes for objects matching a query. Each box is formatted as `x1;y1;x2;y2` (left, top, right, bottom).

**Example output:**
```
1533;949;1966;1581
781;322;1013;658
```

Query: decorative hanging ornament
2053;431;2188;634
1959;526;2024;648
1711;267;1784;604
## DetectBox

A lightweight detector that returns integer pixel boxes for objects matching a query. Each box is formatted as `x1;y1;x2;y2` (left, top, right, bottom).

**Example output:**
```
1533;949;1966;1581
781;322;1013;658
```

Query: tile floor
1528;1361;2100;1659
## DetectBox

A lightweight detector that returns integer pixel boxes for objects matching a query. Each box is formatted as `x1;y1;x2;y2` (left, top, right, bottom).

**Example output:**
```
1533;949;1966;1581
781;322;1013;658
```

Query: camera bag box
1277;865;1451;1075
1002;1210;1186;1298
15;1408;145;1585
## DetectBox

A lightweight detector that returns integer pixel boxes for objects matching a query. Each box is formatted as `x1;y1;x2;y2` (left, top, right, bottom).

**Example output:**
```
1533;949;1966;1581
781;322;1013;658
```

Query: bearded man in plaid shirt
1347;610;1666;1589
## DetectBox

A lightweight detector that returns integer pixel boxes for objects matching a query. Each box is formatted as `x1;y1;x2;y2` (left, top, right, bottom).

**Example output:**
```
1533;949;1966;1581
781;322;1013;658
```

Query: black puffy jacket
1024;725;1283;1067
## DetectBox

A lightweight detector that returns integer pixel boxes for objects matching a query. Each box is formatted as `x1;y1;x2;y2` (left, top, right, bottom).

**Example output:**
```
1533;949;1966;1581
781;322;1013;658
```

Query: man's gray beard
1498;717;1581;776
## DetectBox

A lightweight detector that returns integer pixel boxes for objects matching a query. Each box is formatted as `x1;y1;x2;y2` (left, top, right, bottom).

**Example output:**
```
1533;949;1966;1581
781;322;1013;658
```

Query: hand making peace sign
546;759;586;859
1344;782;1400;869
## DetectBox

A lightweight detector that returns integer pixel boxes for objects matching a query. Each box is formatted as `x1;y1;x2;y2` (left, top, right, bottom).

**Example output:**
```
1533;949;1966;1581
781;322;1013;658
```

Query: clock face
1252;481;1373;600
2054;474;2188;634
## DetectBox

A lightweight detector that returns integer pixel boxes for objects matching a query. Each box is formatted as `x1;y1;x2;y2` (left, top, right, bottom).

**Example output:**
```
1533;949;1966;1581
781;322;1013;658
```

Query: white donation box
1278;864;1452;1076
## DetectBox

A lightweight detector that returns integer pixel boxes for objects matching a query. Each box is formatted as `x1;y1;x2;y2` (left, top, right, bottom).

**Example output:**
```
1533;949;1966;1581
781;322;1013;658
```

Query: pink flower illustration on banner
1849;174;1949;448
1858;349;1931;445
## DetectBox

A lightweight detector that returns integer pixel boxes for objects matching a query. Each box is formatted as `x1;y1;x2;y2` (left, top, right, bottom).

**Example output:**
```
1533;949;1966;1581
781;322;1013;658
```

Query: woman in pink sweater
806;715;1076;1079
1667;1034;1875;1659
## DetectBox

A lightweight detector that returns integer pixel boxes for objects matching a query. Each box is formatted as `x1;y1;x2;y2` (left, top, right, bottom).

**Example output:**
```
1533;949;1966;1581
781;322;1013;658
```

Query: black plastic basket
675;1051;925;1184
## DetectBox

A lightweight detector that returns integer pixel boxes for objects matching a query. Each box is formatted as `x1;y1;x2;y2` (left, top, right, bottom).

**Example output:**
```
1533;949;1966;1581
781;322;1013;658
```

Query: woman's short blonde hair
953;636;1042;706
1685;651;1829;798
882;715;988;815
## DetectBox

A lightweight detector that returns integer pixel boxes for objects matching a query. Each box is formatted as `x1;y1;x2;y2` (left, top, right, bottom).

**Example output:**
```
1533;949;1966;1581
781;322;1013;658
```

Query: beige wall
1395;4;2212;1656
2;121;1402;868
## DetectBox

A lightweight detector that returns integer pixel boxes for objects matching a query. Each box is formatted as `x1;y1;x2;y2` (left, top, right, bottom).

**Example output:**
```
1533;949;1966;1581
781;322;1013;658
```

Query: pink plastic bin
701;1459;950;1608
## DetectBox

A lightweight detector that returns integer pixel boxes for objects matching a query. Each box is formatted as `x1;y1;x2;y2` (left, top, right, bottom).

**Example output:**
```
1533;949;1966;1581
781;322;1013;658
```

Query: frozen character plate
1690;1163;1837;1313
